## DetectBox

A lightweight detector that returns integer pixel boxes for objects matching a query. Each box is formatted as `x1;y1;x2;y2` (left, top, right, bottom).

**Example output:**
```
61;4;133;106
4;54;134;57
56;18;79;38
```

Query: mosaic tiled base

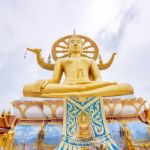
58;96;119;150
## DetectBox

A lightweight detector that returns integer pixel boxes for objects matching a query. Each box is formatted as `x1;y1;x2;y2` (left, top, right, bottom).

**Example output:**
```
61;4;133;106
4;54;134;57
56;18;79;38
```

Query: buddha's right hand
33;80;50;92
41;79;55;89
27;48;41;54
41;80;49;89
33;80;46;92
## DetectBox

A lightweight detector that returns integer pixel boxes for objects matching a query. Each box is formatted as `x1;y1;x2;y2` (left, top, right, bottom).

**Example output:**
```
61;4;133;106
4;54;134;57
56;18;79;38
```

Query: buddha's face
68;36;82;54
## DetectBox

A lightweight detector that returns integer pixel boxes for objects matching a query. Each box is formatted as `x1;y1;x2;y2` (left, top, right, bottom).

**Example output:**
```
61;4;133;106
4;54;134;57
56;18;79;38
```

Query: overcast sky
0;0;150;112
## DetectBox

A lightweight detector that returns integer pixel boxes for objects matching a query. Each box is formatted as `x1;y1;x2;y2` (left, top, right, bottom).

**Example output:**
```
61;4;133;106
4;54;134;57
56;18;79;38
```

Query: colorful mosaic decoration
58;96;120;150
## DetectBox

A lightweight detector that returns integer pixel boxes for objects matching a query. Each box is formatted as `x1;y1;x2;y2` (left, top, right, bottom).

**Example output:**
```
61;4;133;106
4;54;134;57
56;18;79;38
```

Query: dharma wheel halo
51;35;99;61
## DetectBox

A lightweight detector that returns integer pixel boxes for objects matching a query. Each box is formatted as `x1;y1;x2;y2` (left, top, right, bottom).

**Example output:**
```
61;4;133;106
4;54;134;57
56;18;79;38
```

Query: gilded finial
72;29;78;38
1;110;5;117
7;110;11;116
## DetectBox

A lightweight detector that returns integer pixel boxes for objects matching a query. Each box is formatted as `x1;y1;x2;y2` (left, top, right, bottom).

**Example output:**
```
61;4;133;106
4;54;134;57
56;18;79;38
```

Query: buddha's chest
62;59;90;76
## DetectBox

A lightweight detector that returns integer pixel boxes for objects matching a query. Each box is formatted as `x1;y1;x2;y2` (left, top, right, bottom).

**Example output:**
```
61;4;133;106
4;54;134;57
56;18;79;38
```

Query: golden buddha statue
23;33;134;97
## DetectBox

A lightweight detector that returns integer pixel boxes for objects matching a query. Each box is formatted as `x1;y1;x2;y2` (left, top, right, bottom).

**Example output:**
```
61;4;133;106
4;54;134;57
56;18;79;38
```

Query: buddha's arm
50;60;63;83
41;60;63;88
98;53;116;70
90;60;102;82
27;48;54;70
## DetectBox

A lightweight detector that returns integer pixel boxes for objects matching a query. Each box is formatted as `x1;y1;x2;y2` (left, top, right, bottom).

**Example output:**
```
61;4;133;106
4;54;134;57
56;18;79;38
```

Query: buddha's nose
74;43;77;47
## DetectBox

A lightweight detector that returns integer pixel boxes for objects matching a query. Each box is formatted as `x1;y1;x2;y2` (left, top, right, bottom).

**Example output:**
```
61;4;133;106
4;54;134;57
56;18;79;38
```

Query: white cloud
96;1;150;100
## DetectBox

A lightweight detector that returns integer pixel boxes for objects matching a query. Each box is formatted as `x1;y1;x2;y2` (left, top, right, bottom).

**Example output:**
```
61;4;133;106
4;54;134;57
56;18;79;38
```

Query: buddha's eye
71;40;74;43
76;40;80;43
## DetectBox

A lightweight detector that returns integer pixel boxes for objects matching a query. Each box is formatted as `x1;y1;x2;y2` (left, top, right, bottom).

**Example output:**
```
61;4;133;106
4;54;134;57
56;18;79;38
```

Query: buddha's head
68;34;83;55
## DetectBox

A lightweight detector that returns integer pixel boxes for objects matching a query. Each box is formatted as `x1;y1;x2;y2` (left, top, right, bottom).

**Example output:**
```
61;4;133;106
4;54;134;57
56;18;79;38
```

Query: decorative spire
1;110;5;117
72;29;78;38
73;28;76;36
7;110;11;116
24;50;27;59
69;29;79;41
47;53;51;64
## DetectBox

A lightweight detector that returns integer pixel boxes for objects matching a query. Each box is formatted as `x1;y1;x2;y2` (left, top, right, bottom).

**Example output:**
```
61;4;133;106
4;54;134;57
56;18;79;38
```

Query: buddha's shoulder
55;58;66;63
56;57;70;63
81;57;96;64
82;57;94;61
55;58;71;65
56;57;94;63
